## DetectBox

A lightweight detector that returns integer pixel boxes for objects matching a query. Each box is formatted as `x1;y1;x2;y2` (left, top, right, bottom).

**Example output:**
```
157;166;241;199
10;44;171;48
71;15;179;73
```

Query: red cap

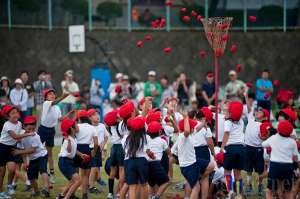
61;118;75;136
207;72;214;78
1;105;16;117
43;89;55;99
178;118;198;132
76;110;89;120
87;109;97;117
228;101;243;121
147;121;162;134
127;116;146;132
277;120;294;137
104;110;118;126
138;98;145;107
280;108;297;121
230;44;237;53
146;111;161;124
262;109;270;120
119;101;135;119
23;116;37;125
215;152;224;165
115;85;122;93
259;122;272;139
182;15;191;23
273;80;280;87
200;107;213;124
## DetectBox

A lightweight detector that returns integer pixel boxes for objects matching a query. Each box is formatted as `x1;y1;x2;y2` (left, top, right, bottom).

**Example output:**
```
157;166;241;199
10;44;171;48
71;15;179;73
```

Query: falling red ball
144;35;152;41
273;80;280;87
160;18;166;28
180;7;187;13
199;50;207;58
166;0;172;7
182;16;191;23
218;23;229;30
163;47;172;53
246;82;253;88
230;44;237;53
151;20;159;28
248;16;257;23
215;48;223;57
136;40;143;48
206;32;213;38
221;34;230;41
236;64;242;72
191;10;198;17
196;15;203;21
264;92;271;99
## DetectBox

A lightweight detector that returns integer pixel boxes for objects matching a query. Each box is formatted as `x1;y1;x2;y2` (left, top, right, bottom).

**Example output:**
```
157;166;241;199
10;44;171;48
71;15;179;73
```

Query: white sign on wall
68;25;85;53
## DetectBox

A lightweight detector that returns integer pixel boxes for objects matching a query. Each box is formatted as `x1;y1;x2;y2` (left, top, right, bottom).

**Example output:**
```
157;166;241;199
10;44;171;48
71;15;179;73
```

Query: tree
14;0;41;12
96;2;123;26
62;0;88;16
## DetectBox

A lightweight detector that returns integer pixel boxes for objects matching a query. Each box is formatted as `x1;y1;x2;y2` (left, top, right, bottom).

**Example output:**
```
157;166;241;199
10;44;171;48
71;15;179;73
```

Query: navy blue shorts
105;157;120;179
110;144;125;167
148;161;169;187
224;144;245;170
0;143;14;166
59;157;77;180
195;146;211;161
125;157;149;185
27;155;48;180
244;145;264;174
12;155;23;164
267;162;294;192
91;148;102;168
75;144;91;169
37;125;55;147
180;159;209;188
160;151;169;173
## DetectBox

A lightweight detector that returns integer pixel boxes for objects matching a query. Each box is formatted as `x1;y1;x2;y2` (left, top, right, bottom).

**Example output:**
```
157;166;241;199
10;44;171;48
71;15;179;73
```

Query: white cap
123;75;129;80
115;73;123;79
228;70;237;76
65;70;74;77
14;78;23;85
148;70;156;76
0;76;8;81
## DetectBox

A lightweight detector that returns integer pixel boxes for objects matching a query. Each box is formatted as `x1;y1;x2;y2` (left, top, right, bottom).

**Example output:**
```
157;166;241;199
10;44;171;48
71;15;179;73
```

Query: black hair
20;71;29;76
262;69;270;73
125;129;147;158
148;132;160;139
160;75;168;81
0;79;10;88
0;89;6;97
78;117;91;124
247;92;256;100
269;127;277;137
195;110;205;120
188;111;197;119
107;122;122;138
37;70;46;76
66;123;76;135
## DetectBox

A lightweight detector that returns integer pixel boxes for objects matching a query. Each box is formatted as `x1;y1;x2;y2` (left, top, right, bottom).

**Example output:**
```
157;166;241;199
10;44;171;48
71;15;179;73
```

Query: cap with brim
229;70;237;76
65;70;73;77
0;76;8;81
115;73;123;79
148;71;156;76
43;89;55;99
14;78;23;85
123;75;129;80
23;116;37;125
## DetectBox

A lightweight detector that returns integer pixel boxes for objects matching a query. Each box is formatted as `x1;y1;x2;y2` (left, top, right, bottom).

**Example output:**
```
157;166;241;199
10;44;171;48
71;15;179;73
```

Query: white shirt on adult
262;134;298;163
59;136;77;159
61;80;79;104
0;121;22;146
41;100;62;128
18;132;47;160
147;136;168;161
77;123;98;146
9;88;28;111
224;119;244;146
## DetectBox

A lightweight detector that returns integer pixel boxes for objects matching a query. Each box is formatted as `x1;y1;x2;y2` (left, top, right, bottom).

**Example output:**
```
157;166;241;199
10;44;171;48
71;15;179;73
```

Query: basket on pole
200;17;233;144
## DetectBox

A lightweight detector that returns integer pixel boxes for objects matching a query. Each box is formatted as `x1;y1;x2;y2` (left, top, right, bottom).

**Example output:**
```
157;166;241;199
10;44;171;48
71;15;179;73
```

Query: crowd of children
0;85;299;199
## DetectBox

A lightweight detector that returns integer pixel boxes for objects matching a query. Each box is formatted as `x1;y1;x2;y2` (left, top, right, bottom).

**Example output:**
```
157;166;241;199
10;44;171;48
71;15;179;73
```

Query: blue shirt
256;79;273;101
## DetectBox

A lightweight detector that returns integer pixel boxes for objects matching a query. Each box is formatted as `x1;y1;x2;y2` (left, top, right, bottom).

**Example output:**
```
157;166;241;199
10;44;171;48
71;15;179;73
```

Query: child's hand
82;154;91;163
147;150;156;160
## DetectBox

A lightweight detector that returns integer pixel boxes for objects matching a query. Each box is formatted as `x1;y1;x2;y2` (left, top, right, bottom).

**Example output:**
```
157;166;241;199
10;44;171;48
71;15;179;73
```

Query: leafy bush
96;2;123;25
258;5;283;26
225;10;243;27
62;0;88;16
14;0;41;12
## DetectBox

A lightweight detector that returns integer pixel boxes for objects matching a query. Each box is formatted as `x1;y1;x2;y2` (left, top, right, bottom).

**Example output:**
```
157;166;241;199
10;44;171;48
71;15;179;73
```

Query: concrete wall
0;28;300;93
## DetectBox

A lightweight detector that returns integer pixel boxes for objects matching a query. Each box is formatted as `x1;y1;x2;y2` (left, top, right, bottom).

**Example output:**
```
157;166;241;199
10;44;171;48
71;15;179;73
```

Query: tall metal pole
166;5;171;32
214;54;219;144
88;0;93;31
7;0;12;29
127;0;132;32
283;0;287;32
48;0;53;31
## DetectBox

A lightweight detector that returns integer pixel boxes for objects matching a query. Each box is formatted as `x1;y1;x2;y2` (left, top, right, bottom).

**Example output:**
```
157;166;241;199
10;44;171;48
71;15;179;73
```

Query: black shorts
38;125;55;147
195;146;211;161
148;161;169;187
180;159;209;188
244;145;264;174
125;157;148;185
76;144;91;169
59;157;77;180
27;155;48;180
224;144;245;170
110;144;125;167
91;147;102;168
0;143;14;166
257;100;271;111
160;151;169;173
267;161;294;192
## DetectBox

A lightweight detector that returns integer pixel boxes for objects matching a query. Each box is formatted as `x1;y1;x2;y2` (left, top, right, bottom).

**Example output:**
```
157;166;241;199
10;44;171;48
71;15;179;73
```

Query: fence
0;0;299;32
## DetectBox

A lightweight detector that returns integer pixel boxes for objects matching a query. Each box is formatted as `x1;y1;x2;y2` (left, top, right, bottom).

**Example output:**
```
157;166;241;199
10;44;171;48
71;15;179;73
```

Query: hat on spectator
228;70;237;76
123;75;129;80
61;118;75;136
115;73;123;79
148;70;156;76
277;120;293;137
206;72;214;78
14;78;23;85
0;76;8;81
228;101;243;121
104;109;119;126
127;116;146;132
43;88;55;99
119;101;135;119
23;116;37;125
65;70;73;77
178;118;198;132
147;121;162;134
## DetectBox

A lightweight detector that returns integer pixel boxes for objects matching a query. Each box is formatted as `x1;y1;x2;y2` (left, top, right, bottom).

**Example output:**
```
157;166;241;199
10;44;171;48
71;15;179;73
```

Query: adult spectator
174;72;191;107
90;79;104;112
9;78;28;120
120;75;131;99
201;71;215;106
255;69;273;111
80;83;91;106
33;70;53;118
144;70;162;108
60;70;80;114
0;76;10;97
159;75;174;104
108;73;123;101
225;70;246;102
20;71;35;116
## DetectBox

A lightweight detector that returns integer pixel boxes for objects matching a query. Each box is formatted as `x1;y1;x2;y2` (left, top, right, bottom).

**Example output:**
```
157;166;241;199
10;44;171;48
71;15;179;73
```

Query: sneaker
258;184;263;196
88;187;101;195
151;196;160;199
49;174;56;184
0;192;11;199
23;184;32;192
174;182;185;190
7;185;15;195
246;184;252;196
97;179;107;186
107;193;114;199
31;191;40;197
41;188;50;197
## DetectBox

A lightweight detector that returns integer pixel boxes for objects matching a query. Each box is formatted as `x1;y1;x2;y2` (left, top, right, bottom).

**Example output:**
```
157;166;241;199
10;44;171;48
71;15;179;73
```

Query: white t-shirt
224;119;244;146
61;81;79;104
176;133;197;167
90;123;109;148
59;136;77;159
18;132;47;160
212;167;225;184
162;124;174;138
118;121;129;136
171;139;178;156
244;112;262;147
77;123;98;146
41;101;62;128
213;113;225;143
0;121;22;146
108;125;125;144
190;125;212;147
262;134;298;163
121;134;150;160
147;136;168;161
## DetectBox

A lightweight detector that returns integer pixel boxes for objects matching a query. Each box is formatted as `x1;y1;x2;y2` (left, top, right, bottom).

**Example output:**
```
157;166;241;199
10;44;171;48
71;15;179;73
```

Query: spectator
33;70;53;118
120;75;131;99
90;79;104;112
60;70;79;114
144;70;162;108
9;78;28;120
255;69;273;111
80;83;91;106
108;73;123;100
159;75;174;104
20;71;35;116
0;76;10;97
128;77;140;100
201;72;216;106
225;70;246;102
174;72;191;107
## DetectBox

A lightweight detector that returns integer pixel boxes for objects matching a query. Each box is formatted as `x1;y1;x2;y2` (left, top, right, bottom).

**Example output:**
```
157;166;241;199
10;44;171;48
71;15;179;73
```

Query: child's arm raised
51;93;69;106
244;92;252;113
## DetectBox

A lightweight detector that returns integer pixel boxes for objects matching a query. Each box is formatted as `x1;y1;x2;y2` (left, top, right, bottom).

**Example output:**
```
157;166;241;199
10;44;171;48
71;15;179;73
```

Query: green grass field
11;147;263;199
